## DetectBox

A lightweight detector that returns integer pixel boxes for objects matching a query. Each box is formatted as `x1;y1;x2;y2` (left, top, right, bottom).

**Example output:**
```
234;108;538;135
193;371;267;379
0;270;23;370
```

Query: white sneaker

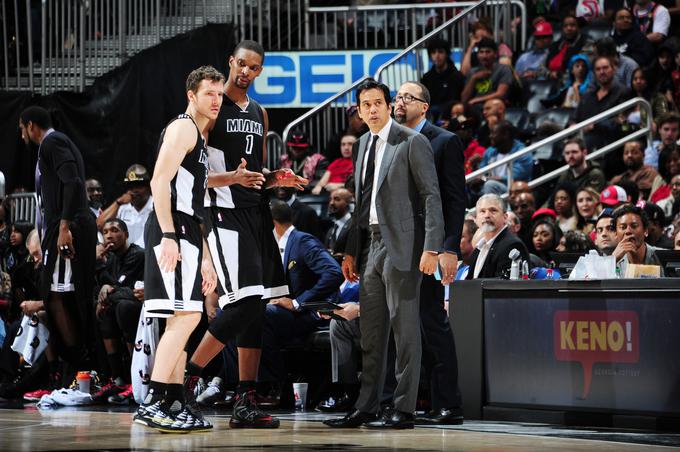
196;377;223;406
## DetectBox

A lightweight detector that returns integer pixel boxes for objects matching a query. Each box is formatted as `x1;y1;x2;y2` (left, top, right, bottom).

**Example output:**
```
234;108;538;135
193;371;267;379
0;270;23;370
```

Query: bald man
325;188;354;256
478;99;506;148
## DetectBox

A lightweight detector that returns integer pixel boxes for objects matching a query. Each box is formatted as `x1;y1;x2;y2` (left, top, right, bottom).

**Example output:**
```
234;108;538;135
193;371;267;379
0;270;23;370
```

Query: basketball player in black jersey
183;40;307;429
133;66;222;433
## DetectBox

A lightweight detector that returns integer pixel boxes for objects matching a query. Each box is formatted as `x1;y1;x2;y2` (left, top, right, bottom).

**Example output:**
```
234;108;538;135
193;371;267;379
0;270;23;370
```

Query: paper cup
293;382;308;411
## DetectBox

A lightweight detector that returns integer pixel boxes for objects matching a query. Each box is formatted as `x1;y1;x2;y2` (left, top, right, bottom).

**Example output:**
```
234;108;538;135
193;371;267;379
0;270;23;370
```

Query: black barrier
451;279;680;422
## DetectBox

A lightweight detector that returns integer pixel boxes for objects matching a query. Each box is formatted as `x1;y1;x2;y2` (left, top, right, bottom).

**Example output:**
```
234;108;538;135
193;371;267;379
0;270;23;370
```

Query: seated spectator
595;208;619;255
324;105;367;162
274;187;321;239
85;178;104;219
509;181;531;201
594;37;639;89
556;230;598;253
629;68;672;127
600;184;629;208
476;121;533;195
449;113;485;176
642;202;675;248
2;222;31;280
93;218;144;404
575;187;602;234
511;192;537;249
324;188;353;257
461;38;514;109
477;99;505;148
461;19;513;76
421;37;466;121
610;140;665;199
574;55;632;169
651;147;680;203
546;14;592;80
644;112;680;169
460;219;479;265
312;134;355;195
467;194;530;279
547;54;593;108
675;229;680;249
551;182;579;233
515;21;553;79
97;164;153;249
656;173;680;220
281;129;329;193
649;38;677;101
260;201;342;405
506;211;522;236
531;218;563;263
612;204;665;275
632;0;671;44
557;137;607;193
611;7;655;67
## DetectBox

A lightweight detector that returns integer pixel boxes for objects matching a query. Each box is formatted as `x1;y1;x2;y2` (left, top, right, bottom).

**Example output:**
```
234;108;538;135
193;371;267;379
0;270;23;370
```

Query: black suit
291;198;321;239
324;216;352;255
466;228;530;279
418;121;466;411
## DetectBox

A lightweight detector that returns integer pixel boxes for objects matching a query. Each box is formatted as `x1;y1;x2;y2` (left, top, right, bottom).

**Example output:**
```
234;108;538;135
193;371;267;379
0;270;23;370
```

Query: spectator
675;229;680;249
644;112;680;169
600;184;629;208
97;164;153;249
511;192;536;249
551;182;578;233
421;37;466;121
324;105;368;162
85;178;104;219
594;37;639;88
467;194;530;279
324;188;353;256
575;187;602;234
259;201;342;404
93;218;144;404
461;20;513;76
651;147;680;203
632;0;671;44
610;140;665;199
557;137;607;192
476;121;533;194
531;218;563;263
281;129;329;193
550;54;594;108
460;219;478;265
611;7;655;67
515;21;553;79
595;208;619;255
2;222;31;278
556;230;598;253
546;15;592;80
450;114;485;176
629;68;672;128
642;202;674;248
312;134;356;195
612;204;664;275
573;55;632;165
509;181;531;201
461;38;514;109
506;211;522;235
274;187;321;239
656;173;680;220
647;38;677;100
477;99;505;148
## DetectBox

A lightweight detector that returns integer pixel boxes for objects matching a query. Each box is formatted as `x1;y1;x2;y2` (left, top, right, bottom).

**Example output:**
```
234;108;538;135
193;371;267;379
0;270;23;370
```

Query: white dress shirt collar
275;224;295;263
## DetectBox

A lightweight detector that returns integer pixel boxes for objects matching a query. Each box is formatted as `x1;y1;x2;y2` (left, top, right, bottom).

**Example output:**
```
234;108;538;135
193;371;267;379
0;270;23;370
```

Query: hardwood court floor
0;407;678;452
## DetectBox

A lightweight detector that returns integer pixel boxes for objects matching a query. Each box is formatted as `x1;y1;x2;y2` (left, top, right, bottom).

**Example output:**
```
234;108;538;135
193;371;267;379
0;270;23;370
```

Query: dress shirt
275;224;295;264
473;225;507;279
118;196;154;249
332;212;351;240
361;118;392;226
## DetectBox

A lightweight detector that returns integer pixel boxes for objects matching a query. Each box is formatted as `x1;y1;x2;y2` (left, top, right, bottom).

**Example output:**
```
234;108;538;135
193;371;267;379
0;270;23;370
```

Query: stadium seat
524;80;558;115
533;108;574;130
583;21;611;43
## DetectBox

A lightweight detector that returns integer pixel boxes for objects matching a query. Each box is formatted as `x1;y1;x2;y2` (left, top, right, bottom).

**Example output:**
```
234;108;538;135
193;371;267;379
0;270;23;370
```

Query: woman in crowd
575;187;601;235
531;218;563;264
551;182;578;233
629;68;672;128
556;230;598;253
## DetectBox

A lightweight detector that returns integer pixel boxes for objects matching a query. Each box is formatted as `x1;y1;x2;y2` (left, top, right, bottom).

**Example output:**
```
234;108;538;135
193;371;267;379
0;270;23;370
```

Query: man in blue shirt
477;121;533;195
515;21;553;79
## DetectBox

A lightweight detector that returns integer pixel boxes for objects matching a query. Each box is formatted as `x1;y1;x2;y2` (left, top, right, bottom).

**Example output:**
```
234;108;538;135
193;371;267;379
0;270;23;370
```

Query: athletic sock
166;383;185;409
185;361;204;378
237;380;256;395
144;380;166;405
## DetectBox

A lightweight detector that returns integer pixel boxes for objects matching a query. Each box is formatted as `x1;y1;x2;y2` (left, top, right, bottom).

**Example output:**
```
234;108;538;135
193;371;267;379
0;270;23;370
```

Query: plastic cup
76;371;91;394
293;382;308;411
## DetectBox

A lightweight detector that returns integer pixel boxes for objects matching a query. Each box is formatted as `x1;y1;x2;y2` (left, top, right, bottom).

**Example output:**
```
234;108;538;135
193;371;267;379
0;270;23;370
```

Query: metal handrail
266;131;285;170
466;97;654;190
309;2;491;13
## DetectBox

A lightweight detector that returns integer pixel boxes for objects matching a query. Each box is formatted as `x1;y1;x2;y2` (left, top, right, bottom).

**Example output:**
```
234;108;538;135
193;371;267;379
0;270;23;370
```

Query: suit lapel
283;229;297;276
376;122;400;192
354;133;369;198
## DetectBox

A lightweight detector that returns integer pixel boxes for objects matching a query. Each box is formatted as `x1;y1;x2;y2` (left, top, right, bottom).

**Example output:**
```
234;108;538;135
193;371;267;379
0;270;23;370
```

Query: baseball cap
286;129;311;148
599;185;627;206
531;207;557;221
534;21;553;37
123;164;150;184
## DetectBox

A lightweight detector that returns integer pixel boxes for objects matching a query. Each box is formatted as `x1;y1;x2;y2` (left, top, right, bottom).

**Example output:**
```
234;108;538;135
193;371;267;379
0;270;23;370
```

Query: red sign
553;310;639;398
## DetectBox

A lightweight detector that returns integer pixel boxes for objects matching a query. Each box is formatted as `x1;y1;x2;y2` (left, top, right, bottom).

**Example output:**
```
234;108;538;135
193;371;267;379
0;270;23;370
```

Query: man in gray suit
323;78;448;430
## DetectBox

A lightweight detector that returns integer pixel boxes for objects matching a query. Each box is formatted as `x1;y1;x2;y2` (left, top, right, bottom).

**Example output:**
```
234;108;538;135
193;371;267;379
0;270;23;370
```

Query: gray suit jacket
348;121;444;272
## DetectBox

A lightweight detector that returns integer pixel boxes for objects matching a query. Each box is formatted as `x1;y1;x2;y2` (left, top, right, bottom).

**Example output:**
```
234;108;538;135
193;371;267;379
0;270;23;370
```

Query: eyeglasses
394;93;427;105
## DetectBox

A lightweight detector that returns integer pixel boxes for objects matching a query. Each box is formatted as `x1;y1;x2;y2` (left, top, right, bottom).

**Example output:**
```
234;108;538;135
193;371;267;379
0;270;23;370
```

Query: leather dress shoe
415;407;464;425
364;409;414;429
323;409;376;428
316;394;354;413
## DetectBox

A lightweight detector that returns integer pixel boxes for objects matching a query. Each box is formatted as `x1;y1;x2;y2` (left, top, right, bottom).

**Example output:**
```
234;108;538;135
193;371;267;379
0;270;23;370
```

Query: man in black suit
393;81;466;425
275;187;321;239
324;188;353;257
19;106;97;384
467;194;530;279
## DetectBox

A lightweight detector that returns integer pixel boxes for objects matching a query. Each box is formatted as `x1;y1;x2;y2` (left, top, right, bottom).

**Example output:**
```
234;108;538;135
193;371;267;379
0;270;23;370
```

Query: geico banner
249;50;431;108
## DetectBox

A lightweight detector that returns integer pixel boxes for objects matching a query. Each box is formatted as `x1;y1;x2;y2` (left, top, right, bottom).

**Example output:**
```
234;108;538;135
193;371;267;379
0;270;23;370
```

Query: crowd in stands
3;1;680;419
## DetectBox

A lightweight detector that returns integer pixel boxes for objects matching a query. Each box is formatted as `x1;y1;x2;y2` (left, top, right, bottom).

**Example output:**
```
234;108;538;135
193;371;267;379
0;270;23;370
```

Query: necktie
327;222;339;250
358;135;379;230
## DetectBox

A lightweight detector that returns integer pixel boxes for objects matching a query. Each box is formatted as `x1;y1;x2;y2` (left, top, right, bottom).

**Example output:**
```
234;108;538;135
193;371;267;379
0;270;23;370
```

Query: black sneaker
183;375;212;431
133;400;164;427
183;404;213;431
229;389;280;429
150;401;193;434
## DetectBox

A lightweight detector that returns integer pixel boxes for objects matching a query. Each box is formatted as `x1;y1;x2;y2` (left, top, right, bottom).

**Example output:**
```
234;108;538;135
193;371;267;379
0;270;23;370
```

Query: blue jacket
283;228;343;307
480;139;533;183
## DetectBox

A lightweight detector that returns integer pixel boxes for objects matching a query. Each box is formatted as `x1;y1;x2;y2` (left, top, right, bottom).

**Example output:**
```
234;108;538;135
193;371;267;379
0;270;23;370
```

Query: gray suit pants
354;229;423;414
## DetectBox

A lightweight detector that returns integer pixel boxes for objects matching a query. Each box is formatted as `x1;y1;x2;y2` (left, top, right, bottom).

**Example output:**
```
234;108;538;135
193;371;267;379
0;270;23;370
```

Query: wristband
162;232;177;241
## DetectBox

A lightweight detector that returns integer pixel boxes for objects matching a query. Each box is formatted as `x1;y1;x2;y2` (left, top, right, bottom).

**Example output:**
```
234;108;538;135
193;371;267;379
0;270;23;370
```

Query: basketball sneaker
196;377;223;406
108;384;133;405
92;379;127;403
229;389;280;429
